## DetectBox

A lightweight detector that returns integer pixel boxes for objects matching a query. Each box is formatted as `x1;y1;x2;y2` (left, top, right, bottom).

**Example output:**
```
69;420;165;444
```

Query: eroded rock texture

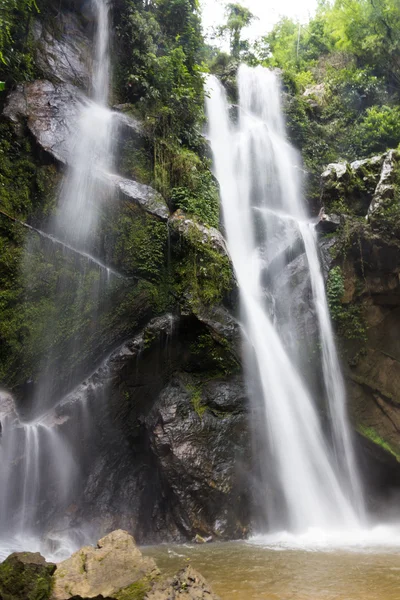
319;150;400;506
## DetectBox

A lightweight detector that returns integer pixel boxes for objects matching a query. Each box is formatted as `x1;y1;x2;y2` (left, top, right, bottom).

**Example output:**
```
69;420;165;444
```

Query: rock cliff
0;0;250;544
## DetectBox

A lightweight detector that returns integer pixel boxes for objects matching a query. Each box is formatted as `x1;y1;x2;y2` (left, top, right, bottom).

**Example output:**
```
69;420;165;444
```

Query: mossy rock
169;211;235;312
0;552;55;600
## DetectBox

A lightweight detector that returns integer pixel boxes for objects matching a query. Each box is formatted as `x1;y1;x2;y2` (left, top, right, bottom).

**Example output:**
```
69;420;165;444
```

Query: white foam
250;525;400;552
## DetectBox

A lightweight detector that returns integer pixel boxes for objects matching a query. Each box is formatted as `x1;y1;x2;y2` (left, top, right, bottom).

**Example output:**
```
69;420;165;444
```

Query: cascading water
54;0;114;248
0;0;116;559
206;64;365;532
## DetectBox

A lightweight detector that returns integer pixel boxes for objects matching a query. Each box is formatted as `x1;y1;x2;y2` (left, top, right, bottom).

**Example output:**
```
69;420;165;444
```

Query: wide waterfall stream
206;65;364;532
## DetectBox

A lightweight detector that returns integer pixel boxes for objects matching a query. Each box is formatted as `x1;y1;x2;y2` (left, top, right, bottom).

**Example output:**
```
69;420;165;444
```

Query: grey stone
146;566;221;600
368;150;398;217
105;172;169;221
3;80;83;163
321;162;348;181
33;12;90;88
169;210;228;257
315;212;341;234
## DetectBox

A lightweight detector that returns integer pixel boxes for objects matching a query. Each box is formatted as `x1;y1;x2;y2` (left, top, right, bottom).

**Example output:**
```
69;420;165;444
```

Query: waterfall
0;0;115;559
54;0;114;248
206;65;365;532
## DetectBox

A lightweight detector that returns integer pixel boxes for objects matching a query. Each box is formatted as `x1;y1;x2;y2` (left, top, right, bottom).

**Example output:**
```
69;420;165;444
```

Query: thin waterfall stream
206;65;365;533
0;0;116;560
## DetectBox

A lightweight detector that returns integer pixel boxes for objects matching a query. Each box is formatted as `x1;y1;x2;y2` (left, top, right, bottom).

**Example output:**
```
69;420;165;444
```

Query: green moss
189;333;239;377
358;425;400;462
0;217;159;390
186;383;207;418
114;578;152;600
119;141;153;186
104;205;168;281
0;555;54;600
171;219;234;310
0;122;48;221
327;266;367;342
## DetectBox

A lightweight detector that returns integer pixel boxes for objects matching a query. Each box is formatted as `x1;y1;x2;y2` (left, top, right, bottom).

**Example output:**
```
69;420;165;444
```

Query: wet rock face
321;187;400;500
3;82;167;222
3;80;84;164
337;228;400;468
33;12;91;89
146;374;250;539
45;313;250;544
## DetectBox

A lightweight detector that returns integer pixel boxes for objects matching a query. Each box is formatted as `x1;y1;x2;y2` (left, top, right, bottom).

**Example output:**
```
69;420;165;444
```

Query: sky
201;0;319;44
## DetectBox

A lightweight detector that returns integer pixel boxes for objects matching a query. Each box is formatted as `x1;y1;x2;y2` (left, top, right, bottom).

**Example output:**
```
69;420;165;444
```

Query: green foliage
171;218;234;309
259;0;400;198
352;106;400;156
114;0;217;228
0;0;39;82
115;0;204;145
168;150;219;227
217;3;256;59
327;266;366;341
358;425;400;462
106;206;168;281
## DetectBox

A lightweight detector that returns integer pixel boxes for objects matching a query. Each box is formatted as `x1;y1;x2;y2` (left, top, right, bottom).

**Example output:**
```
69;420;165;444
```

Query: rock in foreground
146;566;221;599
51;530;159;599
0;530;220;600
0;551;56;600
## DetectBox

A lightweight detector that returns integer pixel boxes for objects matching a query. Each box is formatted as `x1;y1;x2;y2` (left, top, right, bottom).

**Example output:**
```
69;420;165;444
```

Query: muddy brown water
143;541;400;600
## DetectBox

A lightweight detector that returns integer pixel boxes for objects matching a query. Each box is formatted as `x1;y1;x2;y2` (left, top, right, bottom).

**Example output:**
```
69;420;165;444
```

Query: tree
218;3;255;59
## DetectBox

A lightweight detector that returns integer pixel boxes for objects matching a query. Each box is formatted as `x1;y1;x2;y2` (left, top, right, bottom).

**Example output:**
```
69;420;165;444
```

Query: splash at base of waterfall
251;525;400;552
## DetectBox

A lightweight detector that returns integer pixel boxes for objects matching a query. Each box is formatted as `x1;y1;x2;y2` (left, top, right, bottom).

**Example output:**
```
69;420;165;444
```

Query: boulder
32;313;249;545
303;83;326;110
315;212;341;234
0;551;56;600
145;566;221;600
51;530;159;600
321;162;348;182
105;172;169;221
169;211;228;258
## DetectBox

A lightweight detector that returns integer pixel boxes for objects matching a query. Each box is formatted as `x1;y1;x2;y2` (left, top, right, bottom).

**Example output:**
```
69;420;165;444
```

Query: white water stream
0;0;114;560
54;0;114;248
206;65;365;532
